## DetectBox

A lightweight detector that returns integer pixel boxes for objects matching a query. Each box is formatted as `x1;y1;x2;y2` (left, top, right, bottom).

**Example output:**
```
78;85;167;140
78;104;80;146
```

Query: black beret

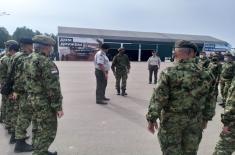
175;40;198;52
20;38;34;44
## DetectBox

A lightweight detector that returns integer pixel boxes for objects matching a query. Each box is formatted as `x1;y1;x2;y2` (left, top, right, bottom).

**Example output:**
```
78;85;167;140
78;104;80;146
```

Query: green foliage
0;27;11;49
12;26;35;42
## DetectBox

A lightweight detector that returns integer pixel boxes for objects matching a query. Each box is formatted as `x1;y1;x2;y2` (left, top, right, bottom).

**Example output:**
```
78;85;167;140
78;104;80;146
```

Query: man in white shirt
94;43;110;104
147;51;161;84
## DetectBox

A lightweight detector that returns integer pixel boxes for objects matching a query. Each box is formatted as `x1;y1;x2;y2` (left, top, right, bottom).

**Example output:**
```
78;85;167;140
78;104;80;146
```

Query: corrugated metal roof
58;26;228;45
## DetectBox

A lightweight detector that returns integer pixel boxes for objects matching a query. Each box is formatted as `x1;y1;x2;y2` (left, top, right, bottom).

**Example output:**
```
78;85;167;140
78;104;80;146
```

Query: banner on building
203;42;230;52
58;36;103;61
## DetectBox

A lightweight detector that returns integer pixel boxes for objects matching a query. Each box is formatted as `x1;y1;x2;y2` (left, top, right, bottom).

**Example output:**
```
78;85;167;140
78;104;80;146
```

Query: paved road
0;61;225;155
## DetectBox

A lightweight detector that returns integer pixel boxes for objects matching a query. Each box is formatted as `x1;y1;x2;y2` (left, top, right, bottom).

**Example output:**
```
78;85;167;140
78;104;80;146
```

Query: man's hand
147;122;158;134
222;126;231;134
57;111;64;118
202;121;208;129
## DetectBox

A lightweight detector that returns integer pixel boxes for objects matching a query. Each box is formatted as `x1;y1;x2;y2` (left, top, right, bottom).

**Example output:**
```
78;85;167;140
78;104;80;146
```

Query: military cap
224;52;232;57
118;47;125;52
4;40;18;47
20;38;34;44
175;40;198;52
33;35;56;46
212;53;219;58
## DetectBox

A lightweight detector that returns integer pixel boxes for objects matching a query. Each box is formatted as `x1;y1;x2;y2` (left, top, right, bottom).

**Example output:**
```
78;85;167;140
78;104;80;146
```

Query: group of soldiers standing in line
146;40;235;155
0;35;63;155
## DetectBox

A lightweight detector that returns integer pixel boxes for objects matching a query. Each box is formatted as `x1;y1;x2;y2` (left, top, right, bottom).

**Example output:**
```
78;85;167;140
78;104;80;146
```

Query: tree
12;26;35;42
0;27;11;49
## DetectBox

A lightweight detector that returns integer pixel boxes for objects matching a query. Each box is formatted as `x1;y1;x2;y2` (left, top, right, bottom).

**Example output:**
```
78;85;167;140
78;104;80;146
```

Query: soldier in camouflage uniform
198;51;210;69
111;47;130;96
220;53;235;107
0;48;11;124
0;40;19;134
12;38;34;152
146;40;215;155
208;53;222;105
213;77;235;155
23;35;63;155
3;41;20;144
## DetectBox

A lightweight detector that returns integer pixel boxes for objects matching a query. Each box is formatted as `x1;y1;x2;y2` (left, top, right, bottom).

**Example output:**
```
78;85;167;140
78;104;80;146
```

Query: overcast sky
0;0;234;47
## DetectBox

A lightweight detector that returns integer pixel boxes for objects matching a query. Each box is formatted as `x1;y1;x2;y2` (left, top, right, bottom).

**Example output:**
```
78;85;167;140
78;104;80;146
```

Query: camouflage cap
33;35;56;46
20;37;34;44
212;53;219;58
175;40;198;52
4;40;18;47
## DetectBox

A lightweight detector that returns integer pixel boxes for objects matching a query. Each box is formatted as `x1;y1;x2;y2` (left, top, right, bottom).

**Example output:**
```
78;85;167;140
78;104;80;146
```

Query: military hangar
57;26;229;61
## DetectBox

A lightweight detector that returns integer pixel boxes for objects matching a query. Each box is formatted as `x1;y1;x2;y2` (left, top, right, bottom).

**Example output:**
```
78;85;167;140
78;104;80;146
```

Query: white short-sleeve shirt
94;50;110;71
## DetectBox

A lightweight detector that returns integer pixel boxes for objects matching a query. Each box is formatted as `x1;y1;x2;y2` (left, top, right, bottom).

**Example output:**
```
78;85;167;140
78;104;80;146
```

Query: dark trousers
95;69;107;102
149;65;158;83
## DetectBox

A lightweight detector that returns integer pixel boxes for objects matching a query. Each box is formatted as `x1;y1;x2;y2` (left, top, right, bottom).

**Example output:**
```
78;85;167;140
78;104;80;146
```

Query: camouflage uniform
13;51;32;140
146;59;215;155
0;54;10;123
24;35;63;155
220;54;235;104
208;54;222;104
198;56;210;69
213;78;235;155
111;49;130;95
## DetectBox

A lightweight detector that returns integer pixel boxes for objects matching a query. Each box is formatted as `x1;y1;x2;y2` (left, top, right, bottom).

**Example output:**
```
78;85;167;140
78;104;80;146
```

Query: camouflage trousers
220;80;232;103
213;128;235;155
115;71;128;91
5;97;18;133
158;114;203;155
28;95;57;155
0;95;7;122
15;93;32;139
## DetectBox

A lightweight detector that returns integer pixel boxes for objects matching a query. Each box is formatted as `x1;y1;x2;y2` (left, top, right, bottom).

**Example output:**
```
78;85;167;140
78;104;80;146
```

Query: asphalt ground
0;61;226;155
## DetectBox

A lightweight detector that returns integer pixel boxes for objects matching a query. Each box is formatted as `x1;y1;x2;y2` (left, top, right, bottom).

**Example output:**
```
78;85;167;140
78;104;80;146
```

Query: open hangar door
123;44;139;61
141;44;157;61
105;43;121;61
158;43;174;61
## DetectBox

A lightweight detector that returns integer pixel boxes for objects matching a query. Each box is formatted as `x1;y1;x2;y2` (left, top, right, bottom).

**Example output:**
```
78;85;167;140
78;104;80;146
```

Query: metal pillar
138;44;141;62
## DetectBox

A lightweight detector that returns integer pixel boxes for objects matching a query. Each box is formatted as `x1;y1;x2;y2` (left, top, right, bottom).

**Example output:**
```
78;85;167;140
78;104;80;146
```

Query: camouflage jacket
198;57;210;69
146;59;215;123
12;51;30;93
220;61;235;81
24;51;63;112
222;78;235;126
111;54;130;72
208;60;222;82
0;54;11;84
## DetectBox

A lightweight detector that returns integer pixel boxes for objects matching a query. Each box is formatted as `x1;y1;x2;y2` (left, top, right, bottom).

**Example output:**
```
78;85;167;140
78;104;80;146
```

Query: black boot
48;151;57;155
14;139;33;153
9;132;16;144
117;89;120;95
121;90;127;96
